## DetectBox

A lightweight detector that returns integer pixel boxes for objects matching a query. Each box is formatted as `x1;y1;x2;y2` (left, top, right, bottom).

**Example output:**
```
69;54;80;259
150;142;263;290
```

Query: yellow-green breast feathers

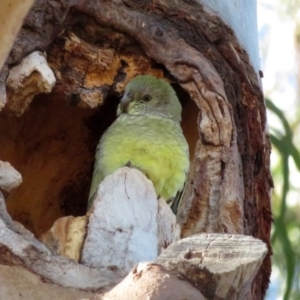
88;75;189;208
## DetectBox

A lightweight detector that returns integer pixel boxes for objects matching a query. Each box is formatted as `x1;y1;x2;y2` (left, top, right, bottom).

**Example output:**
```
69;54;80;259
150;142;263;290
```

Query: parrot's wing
170;180;187;214
87;169;101;209
171;143;190;214
87;144;102;209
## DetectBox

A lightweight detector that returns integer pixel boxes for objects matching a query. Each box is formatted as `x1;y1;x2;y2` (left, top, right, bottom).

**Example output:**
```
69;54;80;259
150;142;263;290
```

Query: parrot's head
117;75;182;122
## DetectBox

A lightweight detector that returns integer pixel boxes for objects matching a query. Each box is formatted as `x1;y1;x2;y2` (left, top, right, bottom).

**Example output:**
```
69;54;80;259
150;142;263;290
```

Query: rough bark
0;0;35;69
0;0;272;299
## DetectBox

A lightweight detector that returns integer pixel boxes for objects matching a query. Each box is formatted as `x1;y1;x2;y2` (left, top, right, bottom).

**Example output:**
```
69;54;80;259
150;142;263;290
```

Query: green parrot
88;75;189;211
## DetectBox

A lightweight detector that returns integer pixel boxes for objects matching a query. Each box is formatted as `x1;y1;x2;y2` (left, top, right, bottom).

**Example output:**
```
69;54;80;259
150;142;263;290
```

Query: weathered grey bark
0;0;272;299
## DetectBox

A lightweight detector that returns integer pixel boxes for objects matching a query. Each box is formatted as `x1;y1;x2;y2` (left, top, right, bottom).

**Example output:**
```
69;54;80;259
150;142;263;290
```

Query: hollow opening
0;26;199;238
0;93;118;236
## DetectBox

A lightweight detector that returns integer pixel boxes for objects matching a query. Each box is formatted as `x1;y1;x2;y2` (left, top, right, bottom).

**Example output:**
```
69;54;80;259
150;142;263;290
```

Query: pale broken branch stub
157;234;267;299
5;51;56;116
81;167;180;272
0;160;22;193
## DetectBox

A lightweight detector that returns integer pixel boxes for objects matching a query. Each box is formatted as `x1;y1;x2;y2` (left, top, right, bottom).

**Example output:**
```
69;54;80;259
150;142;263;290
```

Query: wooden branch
157;234;268;300
99;262;206;300
0;164;267;298
0;191;122;290
87;234;267;299
0;265;96;300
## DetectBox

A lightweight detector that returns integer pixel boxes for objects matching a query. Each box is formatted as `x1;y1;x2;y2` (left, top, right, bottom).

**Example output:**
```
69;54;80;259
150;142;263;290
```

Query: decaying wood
0;0;272;298
46;29;164;108
5;51;56;116
39;215;87;262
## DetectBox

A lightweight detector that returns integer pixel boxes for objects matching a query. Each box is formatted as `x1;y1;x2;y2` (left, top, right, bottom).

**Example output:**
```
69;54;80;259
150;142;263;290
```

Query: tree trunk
0;0;272;299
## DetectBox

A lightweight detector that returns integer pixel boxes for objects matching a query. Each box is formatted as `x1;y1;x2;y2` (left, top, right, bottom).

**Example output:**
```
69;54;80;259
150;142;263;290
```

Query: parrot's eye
143;94;152;102
127;91;132;97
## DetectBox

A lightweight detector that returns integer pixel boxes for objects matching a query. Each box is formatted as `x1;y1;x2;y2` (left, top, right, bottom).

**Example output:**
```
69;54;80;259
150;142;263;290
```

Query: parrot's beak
119;95;132;113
